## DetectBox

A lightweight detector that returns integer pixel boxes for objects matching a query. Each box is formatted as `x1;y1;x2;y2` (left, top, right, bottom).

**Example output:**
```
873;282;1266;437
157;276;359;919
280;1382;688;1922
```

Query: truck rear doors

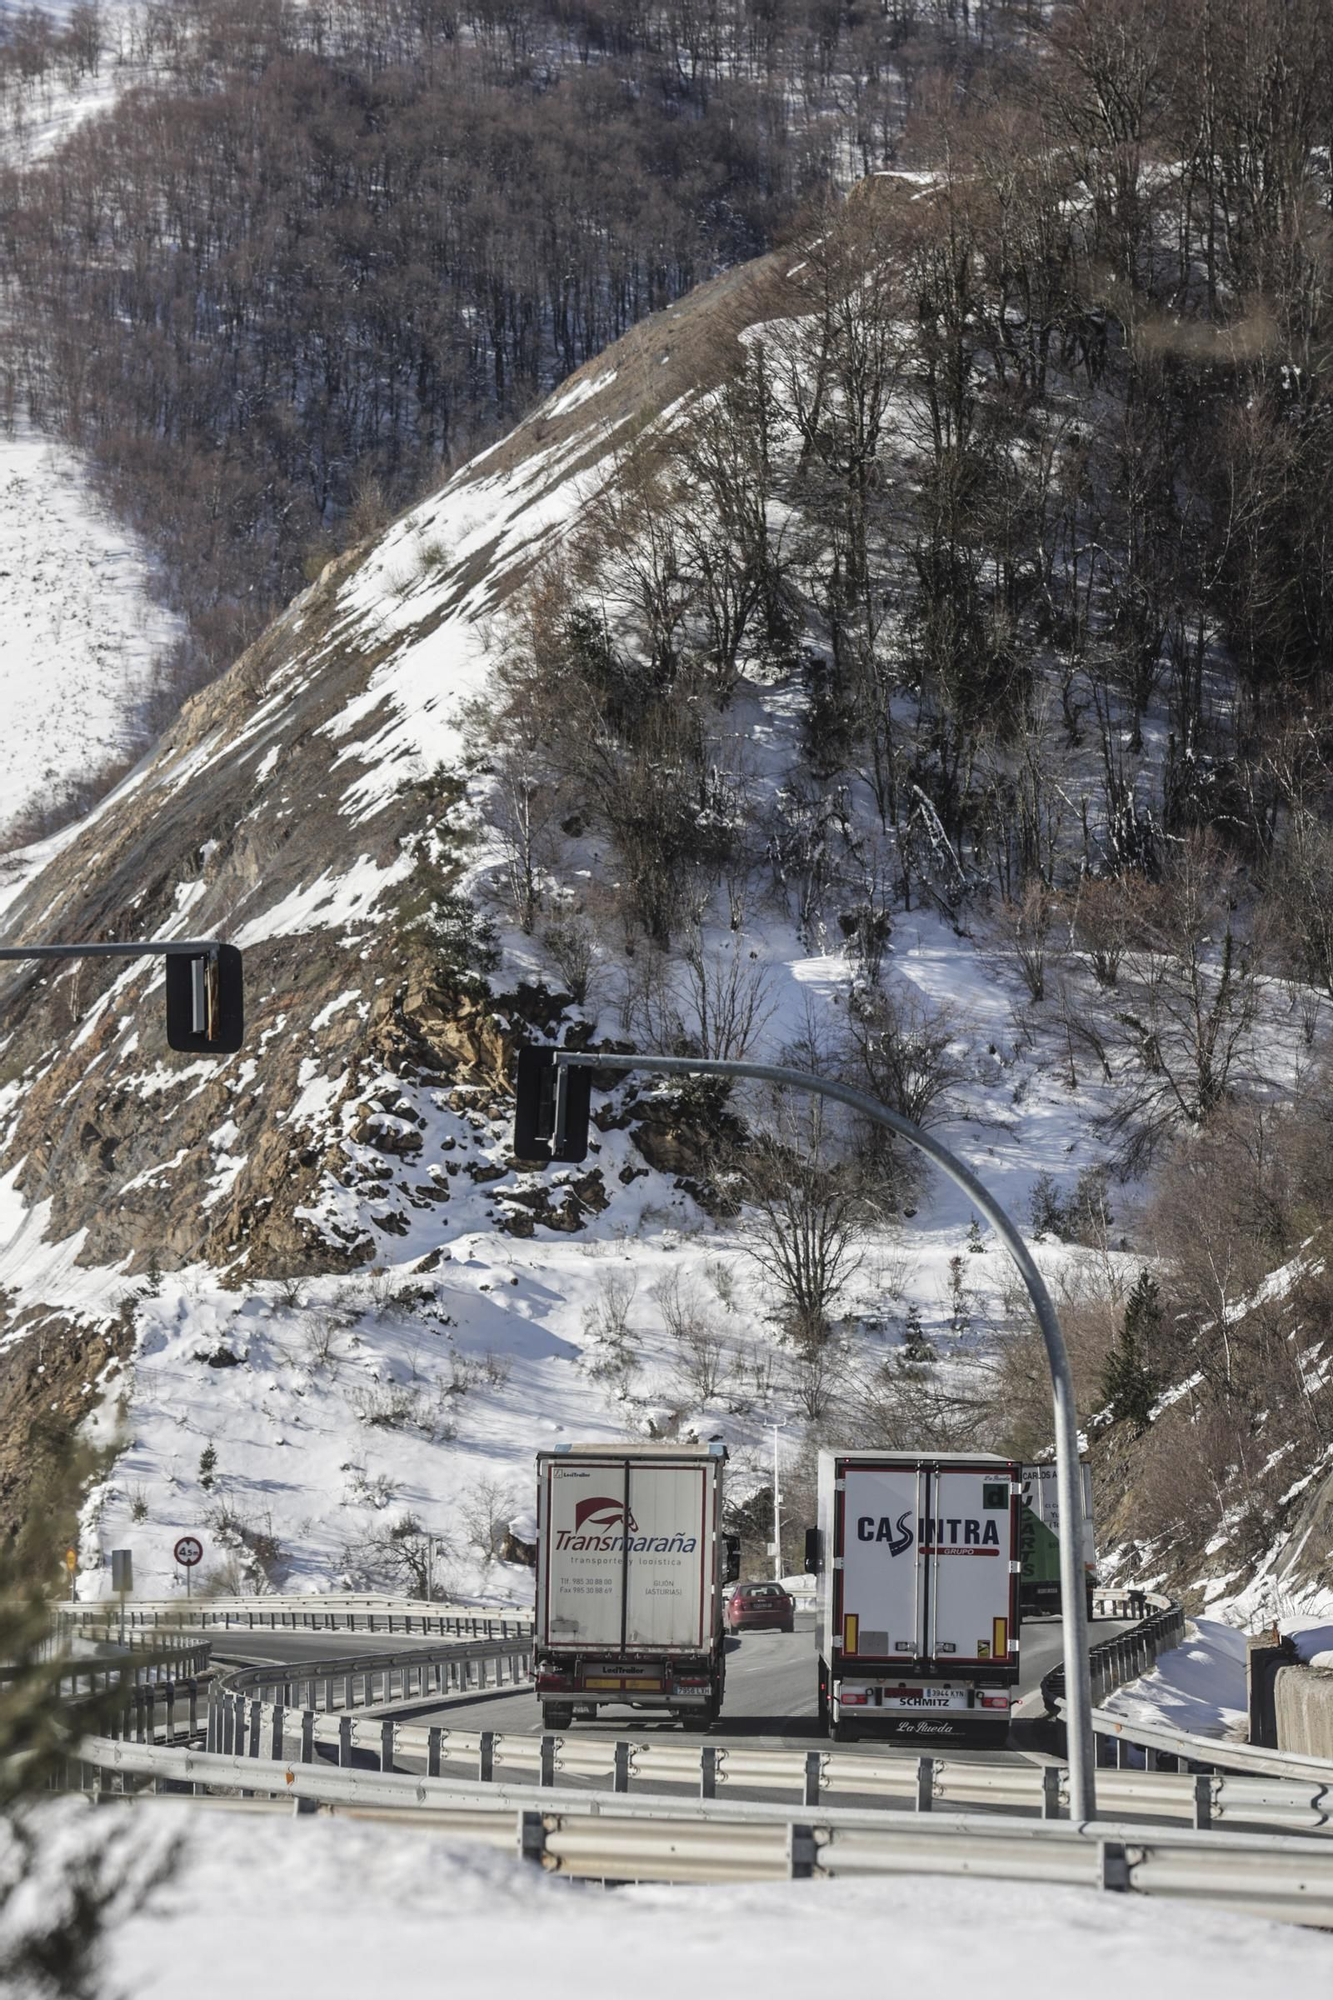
837;1460;1017;1670
539;1453;714;1654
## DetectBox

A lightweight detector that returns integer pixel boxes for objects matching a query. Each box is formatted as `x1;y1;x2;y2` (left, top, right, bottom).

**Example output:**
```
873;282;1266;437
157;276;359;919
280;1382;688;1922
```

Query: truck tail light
840;1690;869;1706
979;1694;1009;1711
536;1671;573;1691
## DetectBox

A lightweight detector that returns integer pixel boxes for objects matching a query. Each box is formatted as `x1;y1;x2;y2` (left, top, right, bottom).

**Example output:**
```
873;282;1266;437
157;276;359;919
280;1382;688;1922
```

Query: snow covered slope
0;5;181;844
0;214;1320;1614
0;423;181;845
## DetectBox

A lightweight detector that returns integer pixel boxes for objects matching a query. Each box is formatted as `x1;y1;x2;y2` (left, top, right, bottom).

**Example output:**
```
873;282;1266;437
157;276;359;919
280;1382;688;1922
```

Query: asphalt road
214;1610;1132;1761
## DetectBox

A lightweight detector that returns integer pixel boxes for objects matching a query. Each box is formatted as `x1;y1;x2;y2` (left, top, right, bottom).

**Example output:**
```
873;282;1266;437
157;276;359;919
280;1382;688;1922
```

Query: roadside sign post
64;1546;77;1602
110;1548;133;1645
173;1535;203;1600
515;1045;1100;1822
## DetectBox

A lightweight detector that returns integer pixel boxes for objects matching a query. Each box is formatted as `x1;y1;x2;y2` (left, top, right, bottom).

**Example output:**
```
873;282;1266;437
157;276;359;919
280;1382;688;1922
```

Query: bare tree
1109;835;1268;1156
651;1270;728;1404
842;980;965;1128
735;1098;886;1348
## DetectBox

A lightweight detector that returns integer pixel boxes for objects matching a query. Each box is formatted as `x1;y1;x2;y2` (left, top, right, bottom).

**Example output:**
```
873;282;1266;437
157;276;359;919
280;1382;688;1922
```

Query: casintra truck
809;1450;1022;1742
533;1442;739;1730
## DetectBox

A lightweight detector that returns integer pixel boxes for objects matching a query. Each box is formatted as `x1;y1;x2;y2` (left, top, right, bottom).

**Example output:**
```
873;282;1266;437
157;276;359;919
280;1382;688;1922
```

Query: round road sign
174;1535;203;1568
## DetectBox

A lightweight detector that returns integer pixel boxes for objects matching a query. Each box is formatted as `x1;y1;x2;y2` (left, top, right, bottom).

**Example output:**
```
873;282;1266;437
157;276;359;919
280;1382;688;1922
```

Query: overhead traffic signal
165;944;245;1053
513;1046;591;1163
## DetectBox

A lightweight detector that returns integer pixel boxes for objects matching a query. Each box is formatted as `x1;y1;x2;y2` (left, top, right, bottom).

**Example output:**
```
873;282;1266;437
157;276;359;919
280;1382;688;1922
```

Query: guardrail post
614;1741;630;1794
301;1711;315;1764
248;1700;262;1757
1193;1773;1213;1830
428;1727;442;1779
338;1715;352;1767
519;1811;546;1866
700;1746;717;1800
915;1757;934;1812
803;1751;821;1808
540;1735;557;1787
380;1721;395;1774
788;1825;816;1879
1042;1766;1062;1819
1100;1841;1130;1891
271;1705;286;1760
479;1731;495;1782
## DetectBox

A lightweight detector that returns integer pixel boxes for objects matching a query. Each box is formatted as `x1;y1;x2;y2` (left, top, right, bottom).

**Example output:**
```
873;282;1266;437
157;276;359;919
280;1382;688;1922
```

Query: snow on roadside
103;1805;1333;2000
1102;1619;1249;1740
0;421;181;845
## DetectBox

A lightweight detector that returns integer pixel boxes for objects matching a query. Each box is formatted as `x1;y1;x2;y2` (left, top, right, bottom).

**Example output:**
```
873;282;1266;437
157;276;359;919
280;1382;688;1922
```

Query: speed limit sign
174;1535;203;1597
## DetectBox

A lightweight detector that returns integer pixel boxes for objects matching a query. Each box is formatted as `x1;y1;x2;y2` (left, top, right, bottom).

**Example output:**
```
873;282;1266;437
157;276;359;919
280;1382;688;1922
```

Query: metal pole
771;1418;790;1583
555;1048;1098;1821
772;1422;781;1582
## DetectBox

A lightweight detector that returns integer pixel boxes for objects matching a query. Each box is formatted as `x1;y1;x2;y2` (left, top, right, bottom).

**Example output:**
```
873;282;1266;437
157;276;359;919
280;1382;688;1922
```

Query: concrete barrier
1273;1662;1333;1762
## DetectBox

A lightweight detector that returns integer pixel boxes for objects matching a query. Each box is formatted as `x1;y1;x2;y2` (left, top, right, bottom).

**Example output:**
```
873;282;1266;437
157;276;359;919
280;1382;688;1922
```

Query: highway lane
212;1610;1132;1761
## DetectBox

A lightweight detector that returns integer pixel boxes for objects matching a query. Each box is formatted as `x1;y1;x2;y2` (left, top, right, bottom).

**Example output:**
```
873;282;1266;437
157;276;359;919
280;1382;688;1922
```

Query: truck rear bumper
831;1678;1012;1737
537;1659;720;1711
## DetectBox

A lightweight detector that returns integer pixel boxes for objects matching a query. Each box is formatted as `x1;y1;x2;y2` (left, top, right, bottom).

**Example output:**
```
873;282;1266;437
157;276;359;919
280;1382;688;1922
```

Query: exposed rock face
0;253;790;1289
0;256;793;1536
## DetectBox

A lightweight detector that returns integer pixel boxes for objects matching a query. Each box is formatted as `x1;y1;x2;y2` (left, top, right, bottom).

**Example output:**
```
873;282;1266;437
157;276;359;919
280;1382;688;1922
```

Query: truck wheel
541;1704;574;1730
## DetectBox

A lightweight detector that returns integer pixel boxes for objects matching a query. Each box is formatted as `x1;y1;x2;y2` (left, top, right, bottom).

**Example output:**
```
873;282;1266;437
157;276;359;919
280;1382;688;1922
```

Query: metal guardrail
1090;1705;1333;1786
214;1637;533;1716
75;1735;1333;1920
189;1684;1333;1836
59;1601;530;1639
1042;1590;1186;1719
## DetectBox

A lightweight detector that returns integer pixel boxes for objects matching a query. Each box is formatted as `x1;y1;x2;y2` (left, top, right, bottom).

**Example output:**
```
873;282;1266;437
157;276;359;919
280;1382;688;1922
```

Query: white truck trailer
809;1450;1023;1742
533;1441;739;1730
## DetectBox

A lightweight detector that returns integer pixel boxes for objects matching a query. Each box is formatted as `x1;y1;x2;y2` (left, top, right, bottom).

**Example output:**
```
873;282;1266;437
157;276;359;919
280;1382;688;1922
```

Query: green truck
1019;1463;1097;1618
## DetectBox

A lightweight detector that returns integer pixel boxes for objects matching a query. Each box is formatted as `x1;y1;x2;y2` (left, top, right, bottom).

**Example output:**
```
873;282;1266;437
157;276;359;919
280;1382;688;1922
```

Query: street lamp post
536;1048;1099;1821
770;1416;791;1582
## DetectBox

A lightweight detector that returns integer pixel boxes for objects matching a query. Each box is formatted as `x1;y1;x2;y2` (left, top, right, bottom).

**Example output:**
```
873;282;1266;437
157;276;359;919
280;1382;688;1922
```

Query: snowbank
107;1807;1333;1999
1102;1618;1249;1739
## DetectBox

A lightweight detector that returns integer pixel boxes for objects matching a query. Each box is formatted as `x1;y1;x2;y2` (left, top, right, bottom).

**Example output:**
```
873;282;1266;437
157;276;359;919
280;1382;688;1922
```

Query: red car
725;1581;795;1633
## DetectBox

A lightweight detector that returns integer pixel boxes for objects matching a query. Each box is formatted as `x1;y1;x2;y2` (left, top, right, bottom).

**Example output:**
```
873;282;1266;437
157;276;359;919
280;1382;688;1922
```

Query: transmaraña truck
532;1442;739;1730
808;1449;1023;1742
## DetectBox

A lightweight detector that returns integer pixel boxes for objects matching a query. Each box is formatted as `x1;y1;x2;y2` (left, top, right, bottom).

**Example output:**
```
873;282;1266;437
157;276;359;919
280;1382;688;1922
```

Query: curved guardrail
213;1634;533;1719
1042;1591;1186;1718
59;1600;529;1639
75;1733;1333;1919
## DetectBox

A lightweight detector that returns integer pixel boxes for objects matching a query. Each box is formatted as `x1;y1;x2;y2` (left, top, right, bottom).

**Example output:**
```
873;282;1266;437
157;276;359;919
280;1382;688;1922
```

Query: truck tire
679;1698;719;1732
541;1704;574;1730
